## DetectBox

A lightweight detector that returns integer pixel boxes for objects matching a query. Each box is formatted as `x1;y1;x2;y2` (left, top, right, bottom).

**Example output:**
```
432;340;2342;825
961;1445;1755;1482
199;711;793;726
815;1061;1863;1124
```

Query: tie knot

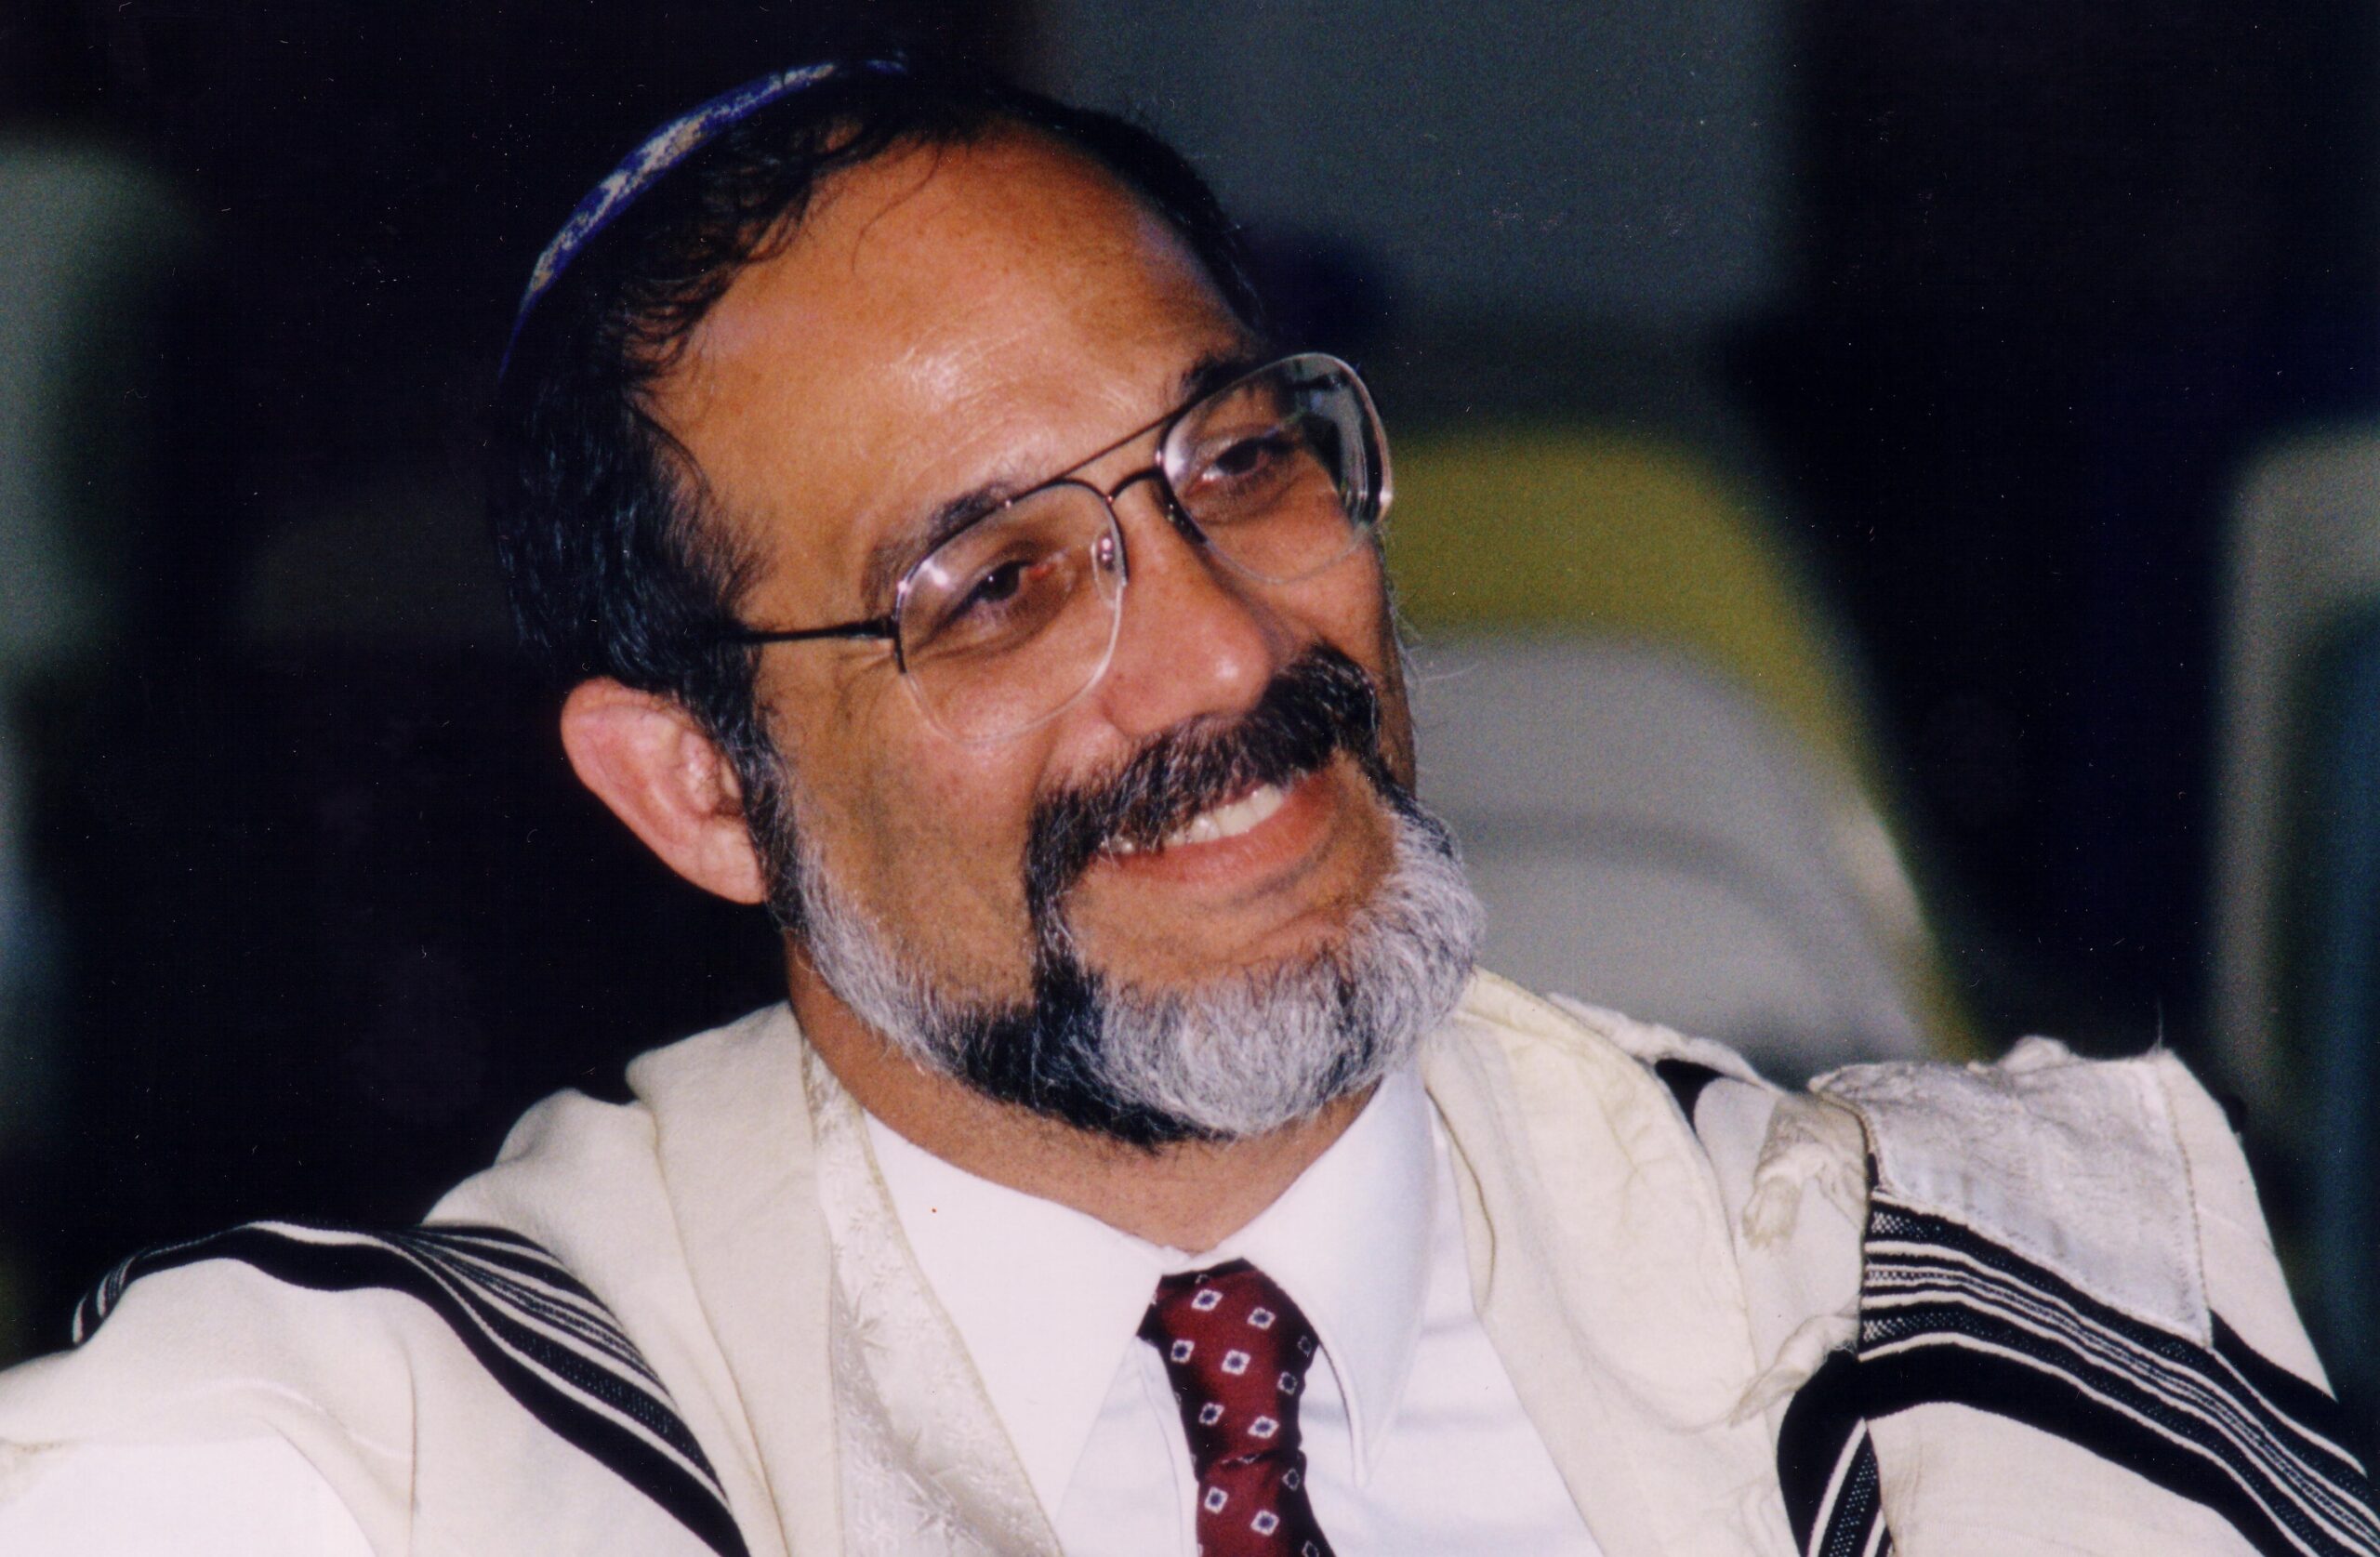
1139;1260;1322;1471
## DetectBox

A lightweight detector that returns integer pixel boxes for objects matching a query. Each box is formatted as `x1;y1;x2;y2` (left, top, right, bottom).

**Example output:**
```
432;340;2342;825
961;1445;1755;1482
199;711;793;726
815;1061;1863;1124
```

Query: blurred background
1;0;2376;1448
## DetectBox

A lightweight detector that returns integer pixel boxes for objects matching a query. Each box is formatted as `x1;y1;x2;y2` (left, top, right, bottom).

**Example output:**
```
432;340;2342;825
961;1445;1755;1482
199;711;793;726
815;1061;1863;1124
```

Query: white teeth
1160;782;1287;850
1100;781;1291;858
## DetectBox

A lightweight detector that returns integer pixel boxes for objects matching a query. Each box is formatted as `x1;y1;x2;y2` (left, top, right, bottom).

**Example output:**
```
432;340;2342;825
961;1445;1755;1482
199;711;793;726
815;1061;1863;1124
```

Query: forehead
653;130;1252;615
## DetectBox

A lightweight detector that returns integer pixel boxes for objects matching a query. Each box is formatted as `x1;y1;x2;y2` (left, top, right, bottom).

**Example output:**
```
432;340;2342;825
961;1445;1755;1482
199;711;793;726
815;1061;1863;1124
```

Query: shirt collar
866;1062;1436;1516
1199;1062;1434;1481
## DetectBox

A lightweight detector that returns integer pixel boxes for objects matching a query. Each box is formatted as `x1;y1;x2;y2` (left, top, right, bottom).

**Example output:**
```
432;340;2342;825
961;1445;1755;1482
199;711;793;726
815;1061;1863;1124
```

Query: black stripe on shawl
1858;1195;2378;1557
1777;1347;1891;1556
1653;1057;1724;1122
77;1221;750;1557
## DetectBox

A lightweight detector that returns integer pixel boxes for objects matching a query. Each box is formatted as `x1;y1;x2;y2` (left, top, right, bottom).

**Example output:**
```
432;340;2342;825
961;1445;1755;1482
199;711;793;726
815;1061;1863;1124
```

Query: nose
1091;479;1291;741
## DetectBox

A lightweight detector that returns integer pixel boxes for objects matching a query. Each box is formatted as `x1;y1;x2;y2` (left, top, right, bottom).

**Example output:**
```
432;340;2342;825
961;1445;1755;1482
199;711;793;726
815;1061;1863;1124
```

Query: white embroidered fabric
800;1044;1064;1556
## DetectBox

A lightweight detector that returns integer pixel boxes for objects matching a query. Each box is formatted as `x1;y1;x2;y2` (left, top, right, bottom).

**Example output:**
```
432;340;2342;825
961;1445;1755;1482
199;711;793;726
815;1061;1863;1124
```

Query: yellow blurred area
1387;427;1870;789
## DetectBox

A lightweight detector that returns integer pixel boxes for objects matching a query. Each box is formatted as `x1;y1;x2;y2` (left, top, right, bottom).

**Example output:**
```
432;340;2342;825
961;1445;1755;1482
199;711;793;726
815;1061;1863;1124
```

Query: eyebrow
857;346;1265;610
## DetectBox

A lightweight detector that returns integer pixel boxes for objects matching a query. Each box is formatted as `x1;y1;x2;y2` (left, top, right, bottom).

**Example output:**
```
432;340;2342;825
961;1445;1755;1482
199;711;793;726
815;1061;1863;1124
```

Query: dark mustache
1024;645;1387;920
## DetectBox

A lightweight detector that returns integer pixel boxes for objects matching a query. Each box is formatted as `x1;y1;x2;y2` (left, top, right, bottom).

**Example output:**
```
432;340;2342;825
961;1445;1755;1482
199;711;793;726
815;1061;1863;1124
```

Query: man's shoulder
431;1000;798;1256
0;1007;808;1556
1784;1039;2373;1552
1453;976;2374;1554
1447;971;2259;1299
0;1219;747;1555
1454;972;2305;1323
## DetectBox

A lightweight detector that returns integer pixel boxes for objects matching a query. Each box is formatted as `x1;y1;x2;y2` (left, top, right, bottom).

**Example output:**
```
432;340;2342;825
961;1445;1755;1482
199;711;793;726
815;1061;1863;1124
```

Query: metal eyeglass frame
715;351;1390;738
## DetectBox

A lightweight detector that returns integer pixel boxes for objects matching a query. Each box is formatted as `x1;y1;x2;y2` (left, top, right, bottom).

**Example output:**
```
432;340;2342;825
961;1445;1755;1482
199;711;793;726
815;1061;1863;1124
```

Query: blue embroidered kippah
507;59;882;363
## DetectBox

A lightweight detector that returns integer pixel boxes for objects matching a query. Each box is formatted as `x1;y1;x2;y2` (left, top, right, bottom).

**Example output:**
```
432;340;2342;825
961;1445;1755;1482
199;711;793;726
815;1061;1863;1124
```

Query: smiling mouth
1104;781;1289;856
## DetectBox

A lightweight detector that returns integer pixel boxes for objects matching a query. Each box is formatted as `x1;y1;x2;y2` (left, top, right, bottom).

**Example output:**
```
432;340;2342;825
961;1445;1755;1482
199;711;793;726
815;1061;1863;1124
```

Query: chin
805;791;1485;1147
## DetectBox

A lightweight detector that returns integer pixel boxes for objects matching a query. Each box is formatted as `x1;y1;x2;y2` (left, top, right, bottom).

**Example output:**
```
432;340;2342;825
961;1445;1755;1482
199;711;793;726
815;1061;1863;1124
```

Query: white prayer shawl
0;973;2368;1555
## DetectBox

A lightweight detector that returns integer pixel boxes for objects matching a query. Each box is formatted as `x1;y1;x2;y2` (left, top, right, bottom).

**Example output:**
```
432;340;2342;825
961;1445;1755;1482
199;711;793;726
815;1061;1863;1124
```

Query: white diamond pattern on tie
1139;1260;1338;1557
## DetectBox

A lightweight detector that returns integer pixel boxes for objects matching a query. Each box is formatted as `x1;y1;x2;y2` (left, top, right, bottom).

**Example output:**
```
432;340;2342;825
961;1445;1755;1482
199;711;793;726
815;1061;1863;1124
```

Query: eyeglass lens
898;354;1385;743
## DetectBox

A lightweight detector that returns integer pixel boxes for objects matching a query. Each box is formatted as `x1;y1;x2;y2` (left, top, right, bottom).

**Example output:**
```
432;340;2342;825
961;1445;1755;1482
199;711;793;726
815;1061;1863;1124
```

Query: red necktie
1139;1260;1339;1557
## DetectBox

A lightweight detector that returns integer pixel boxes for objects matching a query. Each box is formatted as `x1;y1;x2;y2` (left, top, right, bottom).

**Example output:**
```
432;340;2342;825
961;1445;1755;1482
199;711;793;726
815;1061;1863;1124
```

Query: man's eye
1180;429;1306;520
1206;430;1293;480
914;552;1064;651
961;559;1031;612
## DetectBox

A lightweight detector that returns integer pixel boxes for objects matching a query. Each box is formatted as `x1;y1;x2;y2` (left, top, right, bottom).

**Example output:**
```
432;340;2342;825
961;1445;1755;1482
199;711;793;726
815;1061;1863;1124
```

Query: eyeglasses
722;352;1392;744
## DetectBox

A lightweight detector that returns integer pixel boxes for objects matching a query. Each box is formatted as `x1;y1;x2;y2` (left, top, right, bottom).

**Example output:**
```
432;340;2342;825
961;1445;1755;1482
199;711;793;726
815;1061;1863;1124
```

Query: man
0;59;2370;1556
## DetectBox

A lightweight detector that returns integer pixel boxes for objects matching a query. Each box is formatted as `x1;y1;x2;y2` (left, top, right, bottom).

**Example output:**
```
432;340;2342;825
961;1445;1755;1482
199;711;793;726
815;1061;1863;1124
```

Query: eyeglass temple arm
719;615;899;645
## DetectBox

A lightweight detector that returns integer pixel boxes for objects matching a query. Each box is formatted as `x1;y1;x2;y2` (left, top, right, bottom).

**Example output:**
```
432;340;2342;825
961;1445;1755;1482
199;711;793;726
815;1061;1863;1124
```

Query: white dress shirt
867;1064;1603;1555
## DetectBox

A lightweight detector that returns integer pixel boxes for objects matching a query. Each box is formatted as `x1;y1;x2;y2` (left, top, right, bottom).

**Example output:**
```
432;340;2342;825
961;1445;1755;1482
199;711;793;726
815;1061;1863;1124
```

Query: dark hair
488;61;1264;764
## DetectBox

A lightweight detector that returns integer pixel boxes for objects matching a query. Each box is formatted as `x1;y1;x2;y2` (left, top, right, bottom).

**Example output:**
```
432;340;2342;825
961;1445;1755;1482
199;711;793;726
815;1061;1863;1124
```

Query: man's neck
786;961;1368;1253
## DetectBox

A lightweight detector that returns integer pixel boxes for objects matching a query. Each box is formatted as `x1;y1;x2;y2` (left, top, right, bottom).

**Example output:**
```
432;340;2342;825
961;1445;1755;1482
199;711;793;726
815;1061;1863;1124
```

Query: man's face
652;132;1469;1136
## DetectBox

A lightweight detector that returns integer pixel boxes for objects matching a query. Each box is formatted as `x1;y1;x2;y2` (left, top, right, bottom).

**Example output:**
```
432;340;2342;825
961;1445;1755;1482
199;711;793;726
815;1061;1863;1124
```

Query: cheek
1286;547;1402;699
868;746;1023;856
1362;592;1419;784
1299;553;1410;781
1291;542;1393;650
817;710;1056;980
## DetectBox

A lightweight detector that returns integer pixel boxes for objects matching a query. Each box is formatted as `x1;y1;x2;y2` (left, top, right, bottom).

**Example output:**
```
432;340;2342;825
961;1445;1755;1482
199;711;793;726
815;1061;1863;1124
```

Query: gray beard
773;783;1483;1145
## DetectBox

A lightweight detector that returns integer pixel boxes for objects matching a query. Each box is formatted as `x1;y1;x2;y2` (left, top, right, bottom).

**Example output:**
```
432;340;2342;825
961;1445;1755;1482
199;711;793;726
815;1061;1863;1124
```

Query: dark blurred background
2;0;2376;1446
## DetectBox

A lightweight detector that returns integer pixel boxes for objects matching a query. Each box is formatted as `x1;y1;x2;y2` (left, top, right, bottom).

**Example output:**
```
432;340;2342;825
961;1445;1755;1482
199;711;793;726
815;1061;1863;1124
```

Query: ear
559;678;770;904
